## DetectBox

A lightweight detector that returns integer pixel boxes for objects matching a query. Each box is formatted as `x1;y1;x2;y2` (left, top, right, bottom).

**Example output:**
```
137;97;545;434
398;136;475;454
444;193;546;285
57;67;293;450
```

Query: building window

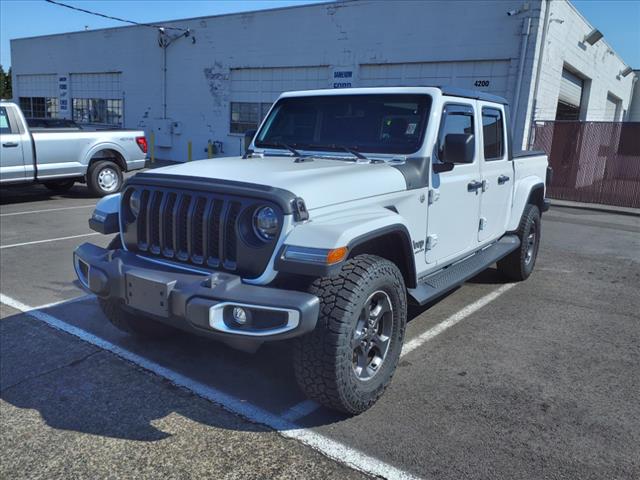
230;102;272;134
19;97;59;118
72;98;123;126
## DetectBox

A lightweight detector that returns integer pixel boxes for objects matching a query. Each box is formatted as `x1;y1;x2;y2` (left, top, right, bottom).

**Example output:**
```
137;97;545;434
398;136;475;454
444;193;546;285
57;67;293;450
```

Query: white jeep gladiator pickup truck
0;102;147;196
74;87;550;414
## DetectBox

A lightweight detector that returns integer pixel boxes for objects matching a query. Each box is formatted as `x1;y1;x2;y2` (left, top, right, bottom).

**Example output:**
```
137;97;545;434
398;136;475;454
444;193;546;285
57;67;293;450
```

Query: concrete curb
549;199;640;217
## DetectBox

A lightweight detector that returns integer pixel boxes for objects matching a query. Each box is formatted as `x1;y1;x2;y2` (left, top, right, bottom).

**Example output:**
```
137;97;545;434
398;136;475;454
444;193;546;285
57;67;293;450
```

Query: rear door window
0;107;13;134
481;107;505;160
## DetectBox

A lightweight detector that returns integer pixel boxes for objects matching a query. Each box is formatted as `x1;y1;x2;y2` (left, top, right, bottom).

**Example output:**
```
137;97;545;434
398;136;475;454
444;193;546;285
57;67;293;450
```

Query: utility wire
44;0;188;32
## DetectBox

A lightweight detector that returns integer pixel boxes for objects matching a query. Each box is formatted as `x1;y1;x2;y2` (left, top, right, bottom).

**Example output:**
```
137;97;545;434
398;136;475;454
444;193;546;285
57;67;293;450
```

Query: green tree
0;65;12;99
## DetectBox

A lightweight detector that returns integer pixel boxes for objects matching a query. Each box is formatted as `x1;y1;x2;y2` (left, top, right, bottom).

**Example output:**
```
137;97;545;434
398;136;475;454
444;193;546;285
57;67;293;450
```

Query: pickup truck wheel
43;179;75;192
293;254;407;415
88;160;123;197
98;235;176;339
497;204;541;281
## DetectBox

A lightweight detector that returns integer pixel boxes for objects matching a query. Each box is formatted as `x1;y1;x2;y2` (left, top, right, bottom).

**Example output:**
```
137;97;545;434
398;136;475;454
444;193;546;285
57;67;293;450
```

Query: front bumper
73;242;320;351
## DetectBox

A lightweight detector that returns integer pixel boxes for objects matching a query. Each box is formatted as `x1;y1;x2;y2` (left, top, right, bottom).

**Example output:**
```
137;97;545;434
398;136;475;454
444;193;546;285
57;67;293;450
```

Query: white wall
11;0;635;160
524;0;635;140
12;0;539;160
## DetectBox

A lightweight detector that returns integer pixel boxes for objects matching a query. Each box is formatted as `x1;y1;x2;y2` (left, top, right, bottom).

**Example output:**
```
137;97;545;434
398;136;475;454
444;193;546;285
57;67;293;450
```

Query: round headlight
253;206;279;240
129;190;141;218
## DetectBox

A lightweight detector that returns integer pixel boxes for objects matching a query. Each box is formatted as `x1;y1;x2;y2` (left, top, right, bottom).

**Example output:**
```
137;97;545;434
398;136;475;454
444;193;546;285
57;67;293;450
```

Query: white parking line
0;232;100;250
0;293;421;480
0;205;95;217
401;283;516;357
35;294;95;310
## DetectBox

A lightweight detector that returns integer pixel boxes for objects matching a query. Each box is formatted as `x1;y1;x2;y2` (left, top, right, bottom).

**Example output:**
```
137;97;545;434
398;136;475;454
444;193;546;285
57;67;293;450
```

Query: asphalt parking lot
1;183;639;480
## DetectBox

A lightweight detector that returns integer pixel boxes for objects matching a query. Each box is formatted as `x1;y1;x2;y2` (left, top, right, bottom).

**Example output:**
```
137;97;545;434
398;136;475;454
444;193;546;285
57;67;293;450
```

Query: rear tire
497;204;541;281
43;179;75;192
98;235;176;339
293;254;407;415
87;160;123;197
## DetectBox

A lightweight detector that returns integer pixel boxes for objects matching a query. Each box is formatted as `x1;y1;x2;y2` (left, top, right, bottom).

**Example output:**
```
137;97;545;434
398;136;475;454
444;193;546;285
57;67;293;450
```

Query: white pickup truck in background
0;102;147;196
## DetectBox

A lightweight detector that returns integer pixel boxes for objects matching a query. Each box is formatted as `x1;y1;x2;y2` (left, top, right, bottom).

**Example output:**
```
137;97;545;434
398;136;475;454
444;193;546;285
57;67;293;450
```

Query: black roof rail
436;86;509;105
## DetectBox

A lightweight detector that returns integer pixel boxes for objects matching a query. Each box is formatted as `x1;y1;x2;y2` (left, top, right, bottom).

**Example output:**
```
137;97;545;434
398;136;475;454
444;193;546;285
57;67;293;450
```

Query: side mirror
244;129;257;152
442;133;475;164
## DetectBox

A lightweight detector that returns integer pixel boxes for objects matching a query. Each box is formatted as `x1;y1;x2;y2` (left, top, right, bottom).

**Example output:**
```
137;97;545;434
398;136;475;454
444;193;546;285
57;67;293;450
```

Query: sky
1;0;639;70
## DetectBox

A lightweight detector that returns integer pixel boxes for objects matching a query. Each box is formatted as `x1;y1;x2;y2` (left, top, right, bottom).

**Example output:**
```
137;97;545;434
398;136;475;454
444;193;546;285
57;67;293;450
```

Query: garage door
604;94;620;121
70;72;122;100
558;68;583;108
230;66;329;103
16;74;58;98
16;74;59;118
359;61;510;98
69;72;123;126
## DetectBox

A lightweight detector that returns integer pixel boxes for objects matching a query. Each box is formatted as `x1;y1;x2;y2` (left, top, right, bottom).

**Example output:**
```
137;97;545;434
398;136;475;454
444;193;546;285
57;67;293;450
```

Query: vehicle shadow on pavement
465;266;509;285
0;309;302;440
0;269;509;441
0;185;96;205
407;267;508;318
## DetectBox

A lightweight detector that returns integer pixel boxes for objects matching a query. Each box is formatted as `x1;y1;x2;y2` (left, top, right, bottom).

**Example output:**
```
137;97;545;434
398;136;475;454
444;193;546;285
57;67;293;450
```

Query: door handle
467;180;483;192
498;175;510;185
2;142;19;148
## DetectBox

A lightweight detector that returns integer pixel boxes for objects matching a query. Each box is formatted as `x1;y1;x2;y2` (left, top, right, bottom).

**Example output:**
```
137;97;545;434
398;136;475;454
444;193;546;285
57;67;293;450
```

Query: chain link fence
531;121;640;208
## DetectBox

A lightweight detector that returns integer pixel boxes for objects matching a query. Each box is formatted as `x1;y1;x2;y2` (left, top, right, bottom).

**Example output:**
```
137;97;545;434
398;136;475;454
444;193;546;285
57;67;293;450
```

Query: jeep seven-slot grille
132;188;243;270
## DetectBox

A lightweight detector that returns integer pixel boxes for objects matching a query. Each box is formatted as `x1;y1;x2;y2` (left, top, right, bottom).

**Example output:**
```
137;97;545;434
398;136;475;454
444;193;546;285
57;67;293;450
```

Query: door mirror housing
442;133;475;164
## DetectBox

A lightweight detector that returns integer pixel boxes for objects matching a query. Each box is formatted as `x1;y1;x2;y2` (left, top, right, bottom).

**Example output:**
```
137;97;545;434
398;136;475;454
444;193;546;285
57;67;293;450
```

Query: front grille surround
121;185;282;278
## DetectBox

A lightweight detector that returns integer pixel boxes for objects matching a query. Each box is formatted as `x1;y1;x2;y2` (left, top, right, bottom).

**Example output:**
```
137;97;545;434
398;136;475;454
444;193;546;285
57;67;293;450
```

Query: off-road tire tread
293;254;406;414
98;297;175;338
98;235;175;339
497;204;540;281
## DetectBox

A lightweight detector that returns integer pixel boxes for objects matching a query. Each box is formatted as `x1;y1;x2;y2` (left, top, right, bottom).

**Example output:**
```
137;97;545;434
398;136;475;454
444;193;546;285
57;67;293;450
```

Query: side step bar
408;235;520;306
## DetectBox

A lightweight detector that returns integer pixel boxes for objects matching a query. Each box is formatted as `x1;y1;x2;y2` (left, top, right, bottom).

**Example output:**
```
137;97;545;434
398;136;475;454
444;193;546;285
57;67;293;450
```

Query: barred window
230;102;272;134
19;97;59;118
72;98;123;126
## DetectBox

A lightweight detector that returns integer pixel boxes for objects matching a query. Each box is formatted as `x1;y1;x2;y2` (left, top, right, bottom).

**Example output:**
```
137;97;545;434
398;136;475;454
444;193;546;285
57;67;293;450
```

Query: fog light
232;307;248;325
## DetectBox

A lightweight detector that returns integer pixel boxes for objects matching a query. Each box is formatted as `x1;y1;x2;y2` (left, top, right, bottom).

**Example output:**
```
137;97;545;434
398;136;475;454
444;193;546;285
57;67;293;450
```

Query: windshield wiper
261;142;303;157
336;145;368;161
296;144;369;161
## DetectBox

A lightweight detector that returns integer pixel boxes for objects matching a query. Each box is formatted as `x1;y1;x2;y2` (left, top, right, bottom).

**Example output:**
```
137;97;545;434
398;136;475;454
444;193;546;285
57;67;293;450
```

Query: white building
10;0;637;161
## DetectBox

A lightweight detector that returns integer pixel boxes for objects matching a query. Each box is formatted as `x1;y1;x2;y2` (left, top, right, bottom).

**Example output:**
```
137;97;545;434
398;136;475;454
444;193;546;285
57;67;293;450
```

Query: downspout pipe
624;73;638;121
527;0;552;148
162;45;167;119
511;16;532;136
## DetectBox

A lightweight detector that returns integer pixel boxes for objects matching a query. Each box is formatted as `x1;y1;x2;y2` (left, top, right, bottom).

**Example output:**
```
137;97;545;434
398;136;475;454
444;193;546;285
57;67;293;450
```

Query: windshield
255;94;432;155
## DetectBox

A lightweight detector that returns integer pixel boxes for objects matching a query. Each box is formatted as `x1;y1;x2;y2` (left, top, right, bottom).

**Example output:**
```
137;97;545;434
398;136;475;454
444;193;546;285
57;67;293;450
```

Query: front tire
98;298;177;339
293;255;407;415
87;160;123;197
497;204;541;281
